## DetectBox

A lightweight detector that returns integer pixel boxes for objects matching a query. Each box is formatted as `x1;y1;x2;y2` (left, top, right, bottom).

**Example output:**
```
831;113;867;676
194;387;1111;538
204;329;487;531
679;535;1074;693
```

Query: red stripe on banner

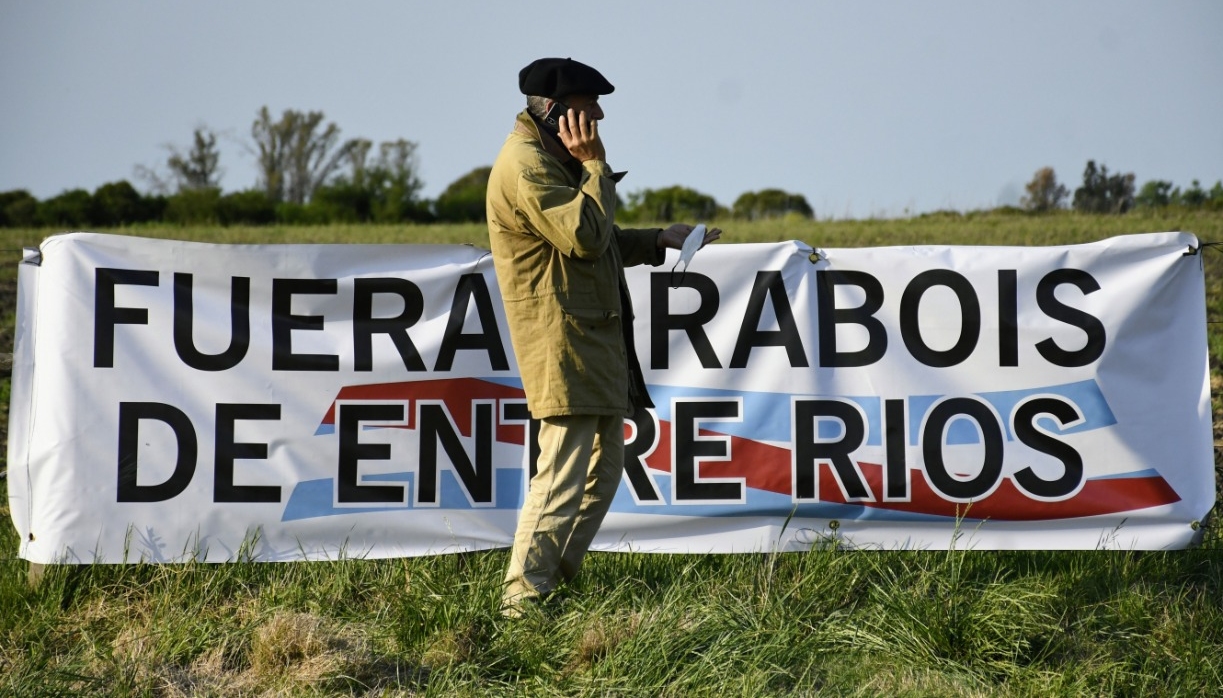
829;462;1181;521
643;425;1181;520
643;421;794;494
323;386;1181;521
320;379;528;443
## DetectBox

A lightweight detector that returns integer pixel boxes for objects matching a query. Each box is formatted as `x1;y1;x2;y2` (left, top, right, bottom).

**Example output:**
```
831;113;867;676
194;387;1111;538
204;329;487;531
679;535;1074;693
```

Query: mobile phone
542;101;569;130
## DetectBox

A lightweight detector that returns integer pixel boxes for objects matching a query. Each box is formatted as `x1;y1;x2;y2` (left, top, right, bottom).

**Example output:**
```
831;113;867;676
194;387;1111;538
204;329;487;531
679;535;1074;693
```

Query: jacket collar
512;110;627;182
514;110;567;159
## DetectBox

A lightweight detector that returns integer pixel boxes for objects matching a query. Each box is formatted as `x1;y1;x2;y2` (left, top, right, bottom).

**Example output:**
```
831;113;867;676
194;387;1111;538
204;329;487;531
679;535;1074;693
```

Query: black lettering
817;270;887;367
337;403;405;503
650;272;722;369
998;270;1019;367
352;277;427;372
884;398;909;501
730;270;808;368
921;398;1004;500
1035;269;1106;367
214;403;281;503
272;278;339;371
173;273;251;371
673;400;742;502
793;399;870;501
899;270;980;368
418;402;494;505
1012;397;1085;499
623;406;663;502
95;268;158;368
117;402;197;502
434;274;510;372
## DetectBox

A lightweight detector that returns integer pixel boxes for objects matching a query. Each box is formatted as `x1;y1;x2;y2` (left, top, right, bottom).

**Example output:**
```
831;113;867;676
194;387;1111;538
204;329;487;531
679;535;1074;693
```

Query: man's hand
557;108;606;163
657;223;722;250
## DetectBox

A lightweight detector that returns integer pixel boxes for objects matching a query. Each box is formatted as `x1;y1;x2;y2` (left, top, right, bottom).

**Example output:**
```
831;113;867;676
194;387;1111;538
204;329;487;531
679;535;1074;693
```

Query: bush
732;189;814;220
434;167;491;223
1210;181;1223;211
306;183;372;223
164;188;223;225
1135;180;1174;209
92;180;157;226
370;182;434;224
620;186;723;223
36;189;94;227
1175;180;1208;208
274;201;330;225
0;190;39;227
219;190;276;225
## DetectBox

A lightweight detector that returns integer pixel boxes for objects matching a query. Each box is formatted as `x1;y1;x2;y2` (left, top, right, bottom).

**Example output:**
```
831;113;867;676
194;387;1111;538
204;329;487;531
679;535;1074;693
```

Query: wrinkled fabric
501;414;624;611
486;110;663;419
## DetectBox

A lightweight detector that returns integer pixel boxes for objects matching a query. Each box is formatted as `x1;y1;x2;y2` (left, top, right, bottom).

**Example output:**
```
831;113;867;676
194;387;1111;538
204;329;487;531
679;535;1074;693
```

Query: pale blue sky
2;1;1220;219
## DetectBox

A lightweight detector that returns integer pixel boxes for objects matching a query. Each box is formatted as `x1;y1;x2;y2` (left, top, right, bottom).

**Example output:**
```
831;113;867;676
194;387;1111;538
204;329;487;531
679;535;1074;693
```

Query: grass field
2;210;1222;696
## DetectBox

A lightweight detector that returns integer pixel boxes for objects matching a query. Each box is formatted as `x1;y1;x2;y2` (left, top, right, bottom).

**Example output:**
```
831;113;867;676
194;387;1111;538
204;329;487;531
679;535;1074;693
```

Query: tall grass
2;210;1222;696
3;544;1221;695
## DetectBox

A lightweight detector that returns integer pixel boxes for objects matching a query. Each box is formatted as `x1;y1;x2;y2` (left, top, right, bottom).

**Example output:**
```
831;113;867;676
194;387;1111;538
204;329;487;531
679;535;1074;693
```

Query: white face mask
678;224;705;268
670;224;706;287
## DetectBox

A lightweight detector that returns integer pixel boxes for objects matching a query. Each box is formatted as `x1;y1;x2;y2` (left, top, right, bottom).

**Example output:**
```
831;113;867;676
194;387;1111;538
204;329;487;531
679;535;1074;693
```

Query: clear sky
2;0;1220;219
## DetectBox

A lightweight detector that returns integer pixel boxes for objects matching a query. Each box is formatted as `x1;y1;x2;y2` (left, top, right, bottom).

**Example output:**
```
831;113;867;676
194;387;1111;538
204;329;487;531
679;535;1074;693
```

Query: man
486;57;720;616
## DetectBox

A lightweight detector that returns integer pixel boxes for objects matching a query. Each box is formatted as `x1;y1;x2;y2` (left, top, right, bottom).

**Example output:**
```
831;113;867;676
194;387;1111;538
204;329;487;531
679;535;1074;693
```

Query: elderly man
486;57;719;616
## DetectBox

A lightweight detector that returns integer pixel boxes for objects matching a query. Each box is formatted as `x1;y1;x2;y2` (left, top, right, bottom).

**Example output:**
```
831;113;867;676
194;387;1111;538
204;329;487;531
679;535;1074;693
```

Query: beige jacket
486;110;663;418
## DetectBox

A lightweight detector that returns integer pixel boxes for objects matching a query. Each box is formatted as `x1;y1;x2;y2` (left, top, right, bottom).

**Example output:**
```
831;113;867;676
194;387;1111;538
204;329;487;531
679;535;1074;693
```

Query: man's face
553;94;604;122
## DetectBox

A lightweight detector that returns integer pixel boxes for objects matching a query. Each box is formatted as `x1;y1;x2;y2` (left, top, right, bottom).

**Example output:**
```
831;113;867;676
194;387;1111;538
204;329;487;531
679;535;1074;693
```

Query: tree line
2;107;1220;229
1020;162;1223;215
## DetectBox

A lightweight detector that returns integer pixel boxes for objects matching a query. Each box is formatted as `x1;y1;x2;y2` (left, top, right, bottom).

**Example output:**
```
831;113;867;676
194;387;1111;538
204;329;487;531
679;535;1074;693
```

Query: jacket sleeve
615;225;666;268
517;159;619;260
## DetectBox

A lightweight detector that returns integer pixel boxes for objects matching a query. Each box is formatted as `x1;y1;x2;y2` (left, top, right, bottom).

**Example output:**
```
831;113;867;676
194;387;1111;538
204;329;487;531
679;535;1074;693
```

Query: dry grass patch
563;606;703;677
420;620;489;669
108;610;397;696
568;612;644;671
249;611;369;682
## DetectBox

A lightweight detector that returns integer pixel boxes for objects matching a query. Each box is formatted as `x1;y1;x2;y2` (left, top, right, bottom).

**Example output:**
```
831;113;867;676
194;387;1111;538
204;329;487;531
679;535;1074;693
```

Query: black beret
518;57;614;99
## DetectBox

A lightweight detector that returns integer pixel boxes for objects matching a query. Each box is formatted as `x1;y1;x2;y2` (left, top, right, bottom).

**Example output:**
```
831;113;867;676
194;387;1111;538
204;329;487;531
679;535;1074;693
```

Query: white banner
6;232;1214;562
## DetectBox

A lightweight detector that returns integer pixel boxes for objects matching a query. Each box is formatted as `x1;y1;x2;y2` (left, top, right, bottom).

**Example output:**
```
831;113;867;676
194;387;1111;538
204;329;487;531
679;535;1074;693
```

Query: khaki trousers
502;414;624;612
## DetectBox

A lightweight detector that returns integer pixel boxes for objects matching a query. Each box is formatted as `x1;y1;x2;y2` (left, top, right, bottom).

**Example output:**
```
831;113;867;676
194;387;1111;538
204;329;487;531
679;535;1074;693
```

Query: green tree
164;188;223;225
92;180;156;226
306;182;371;223
1072;160;1135;214
36;189;94;227
251;107;358;205
301;139;428;224
620;186;722;223
732;188;814;220
168;127;222;192
1208;181;1223;211
135;126;224;195
0;190;39;227
1135;180;1174;209
218;190;276;225
368;139;428;222
1173;180;1208;208
434;166;492;222
1020;167;1069;212
306;138;373;222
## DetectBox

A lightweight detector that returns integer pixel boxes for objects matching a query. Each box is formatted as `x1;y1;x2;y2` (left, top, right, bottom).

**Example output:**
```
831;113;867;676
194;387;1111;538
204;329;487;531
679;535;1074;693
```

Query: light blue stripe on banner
281;468;527;521
907;378;1116;444
607;473;950;522
650;379;1115;447
647;384;883;446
